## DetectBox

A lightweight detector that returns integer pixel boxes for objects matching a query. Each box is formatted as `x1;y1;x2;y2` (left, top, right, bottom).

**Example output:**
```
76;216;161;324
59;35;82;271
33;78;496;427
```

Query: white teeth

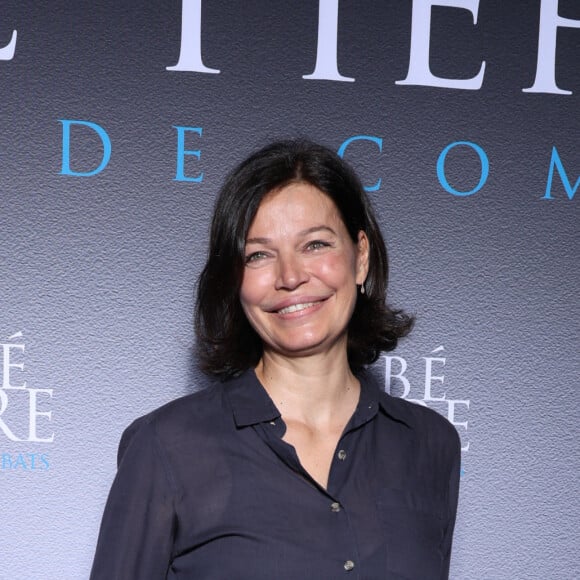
277;302;317;315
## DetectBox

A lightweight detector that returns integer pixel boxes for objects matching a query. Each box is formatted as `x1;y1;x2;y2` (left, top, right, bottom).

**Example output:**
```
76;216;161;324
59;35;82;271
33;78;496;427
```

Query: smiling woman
90;139;461;580
196;139;413;377
240;183;368;361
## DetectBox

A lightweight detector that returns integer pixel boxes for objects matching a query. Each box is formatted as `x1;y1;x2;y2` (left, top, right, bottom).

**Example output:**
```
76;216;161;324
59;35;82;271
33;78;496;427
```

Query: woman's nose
275;253;308;290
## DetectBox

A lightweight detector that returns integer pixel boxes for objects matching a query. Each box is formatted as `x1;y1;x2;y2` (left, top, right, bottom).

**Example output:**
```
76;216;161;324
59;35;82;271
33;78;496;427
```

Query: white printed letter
383;355;411;398
0;27;16;60
523;0;580;95
396;0;485;90
0;390;21;441
167;0;220;73
423;354;447;401
303;0;354;82
2;343;26;389
28;389;54;443
447;399;470;451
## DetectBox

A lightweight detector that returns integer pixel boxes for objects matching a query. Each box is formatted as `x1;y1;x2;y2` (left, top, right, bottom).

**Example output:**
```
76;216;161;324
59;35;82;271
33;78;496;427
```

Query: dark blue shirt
90;370;460;579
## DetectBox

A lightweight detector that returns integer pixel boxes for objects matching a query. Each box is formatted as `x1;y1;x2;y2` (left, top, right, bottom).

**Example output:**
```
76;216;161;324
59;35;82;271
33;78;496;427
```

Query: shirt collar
358;369;414;428
224;368;414;429
225;369;280;427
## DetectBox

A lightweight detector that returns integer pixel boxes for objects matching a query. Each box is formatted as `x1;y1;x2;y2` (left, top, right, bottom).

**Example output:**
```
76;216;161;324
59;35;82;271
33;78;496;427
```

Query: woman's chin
264;333;347;360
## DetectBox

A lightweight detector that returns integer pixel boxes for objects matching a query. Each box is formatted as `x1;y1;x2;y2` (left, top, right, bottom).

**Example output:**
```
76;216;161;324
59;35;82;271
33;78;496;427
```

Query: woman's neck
255;352;360;428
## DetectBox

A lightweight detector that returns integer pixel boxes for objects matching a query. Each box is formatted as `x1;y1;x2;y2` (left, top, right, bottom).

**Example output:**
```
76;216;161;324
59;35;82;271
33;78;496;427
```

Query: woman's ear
356;230;370;285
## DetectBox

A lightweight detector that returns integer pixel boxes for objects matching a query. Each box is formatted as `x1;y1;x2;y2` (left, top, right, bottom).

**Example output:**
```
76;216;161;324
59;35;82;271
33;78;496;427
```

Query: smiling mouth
277;301;321;315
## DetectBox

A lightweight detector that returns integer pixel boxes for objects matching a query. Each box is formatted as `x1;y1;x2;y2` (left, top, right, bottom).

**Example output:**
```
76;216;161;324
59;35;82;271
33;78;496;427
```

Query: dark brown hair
195;139;413;378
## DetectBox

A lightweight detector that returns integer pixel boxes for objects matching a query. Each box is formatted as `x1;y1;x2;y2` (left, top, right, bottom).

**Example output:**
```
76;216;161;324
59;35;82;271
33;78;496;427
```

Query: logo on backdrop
3;0;579;96
382;346;470;471
0;332;52;472
165;0;579;96
55;122;579;201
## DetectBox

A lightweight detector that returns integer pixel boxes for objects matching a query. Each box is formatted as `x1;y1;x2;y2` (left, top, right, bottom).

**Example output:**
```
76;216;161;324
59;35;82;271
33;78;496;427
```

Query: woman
90;139;460;579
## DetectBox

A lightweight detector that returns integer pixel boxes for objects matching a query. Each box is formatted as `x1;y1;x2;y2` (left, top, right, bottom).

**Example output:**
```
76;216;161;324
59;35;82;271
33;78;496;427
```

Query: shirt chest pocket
376;488;447;579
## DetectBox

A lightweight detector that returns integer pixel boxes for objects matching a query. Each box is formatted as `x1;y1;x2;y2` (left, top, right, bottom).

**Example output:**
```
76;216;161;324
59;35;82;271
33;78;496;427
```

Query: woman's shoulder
388;392;457;435
377;391;461;478
361;371;460;449
117;380;230;455
150;380;225;423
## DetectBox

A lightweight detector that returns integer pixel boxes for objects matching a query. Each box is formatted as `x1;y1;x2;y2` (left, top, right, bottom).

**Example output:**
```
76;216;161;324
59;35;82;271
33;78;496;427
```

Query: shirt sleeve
90;417;176;580
440;429;461;579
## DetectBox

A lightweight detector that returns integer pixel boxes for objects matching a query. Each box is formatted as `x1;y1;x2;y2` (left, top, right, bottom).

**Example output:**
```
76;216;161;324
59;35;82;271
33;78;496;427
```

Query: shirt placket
252;420;362;577
326;398;380;578
254;397;379;579
327;429;362;577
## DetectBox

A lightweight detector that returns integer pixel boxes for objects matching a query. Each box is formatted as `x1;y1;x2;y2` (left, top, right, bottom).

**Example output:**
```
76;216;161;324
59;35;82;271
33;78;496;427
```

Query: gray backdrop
0;1;578;578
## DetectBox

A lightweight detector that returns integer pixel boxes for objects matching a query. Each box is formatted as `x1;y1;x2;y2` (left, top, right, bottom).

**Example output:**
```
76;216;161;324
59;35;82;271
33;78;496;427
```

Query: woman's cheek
316;251;356;281
240;268;272;305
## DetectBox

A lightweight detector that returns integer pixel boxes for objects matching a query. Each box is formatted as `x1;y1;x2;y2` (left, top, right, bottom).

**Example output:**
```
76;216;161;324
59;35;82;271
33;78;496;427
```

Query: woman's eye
306;240;330;251
245;251;267;264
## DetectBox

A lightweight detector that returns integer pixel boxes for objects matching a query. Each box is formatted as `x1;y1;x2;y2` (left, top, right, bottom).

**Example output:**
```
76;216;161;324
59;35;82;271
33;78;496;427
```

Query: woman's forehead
248;183;345;237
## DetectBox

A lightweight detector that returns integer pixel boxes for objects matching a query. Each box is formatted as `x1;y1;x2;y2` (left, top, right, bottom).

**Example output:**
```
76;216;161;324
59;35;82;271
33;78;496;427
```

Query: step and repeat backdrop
0;1;578;578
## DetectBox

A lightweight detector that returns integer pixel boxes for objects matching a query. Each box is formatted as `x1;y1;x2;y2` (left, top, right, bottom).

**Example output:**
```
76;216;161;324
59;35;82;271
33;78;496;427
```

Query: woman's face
240;182;369;360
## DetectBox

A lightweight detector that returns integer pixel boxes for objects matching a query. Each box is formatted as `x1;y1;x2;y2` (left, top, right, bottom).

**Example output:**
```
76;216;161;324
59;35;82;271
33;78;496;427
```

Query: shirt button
344;560;355;571
269;421;276;426
330;502;341;512
337;449;347;460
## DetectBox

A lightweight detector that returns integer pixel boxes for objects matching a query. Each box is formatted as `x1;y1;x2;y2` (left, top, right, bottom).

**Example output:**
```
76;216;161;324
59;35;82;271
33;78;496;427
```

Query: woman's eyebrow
245;236;271;245
246;226;337;245
299;225;337;237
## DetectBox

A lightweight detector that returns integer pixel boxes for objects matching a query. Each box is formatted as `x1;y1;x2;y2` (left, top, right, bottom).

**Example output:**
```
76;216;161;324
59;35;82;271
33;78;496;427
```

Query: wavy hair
195;139;413;378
